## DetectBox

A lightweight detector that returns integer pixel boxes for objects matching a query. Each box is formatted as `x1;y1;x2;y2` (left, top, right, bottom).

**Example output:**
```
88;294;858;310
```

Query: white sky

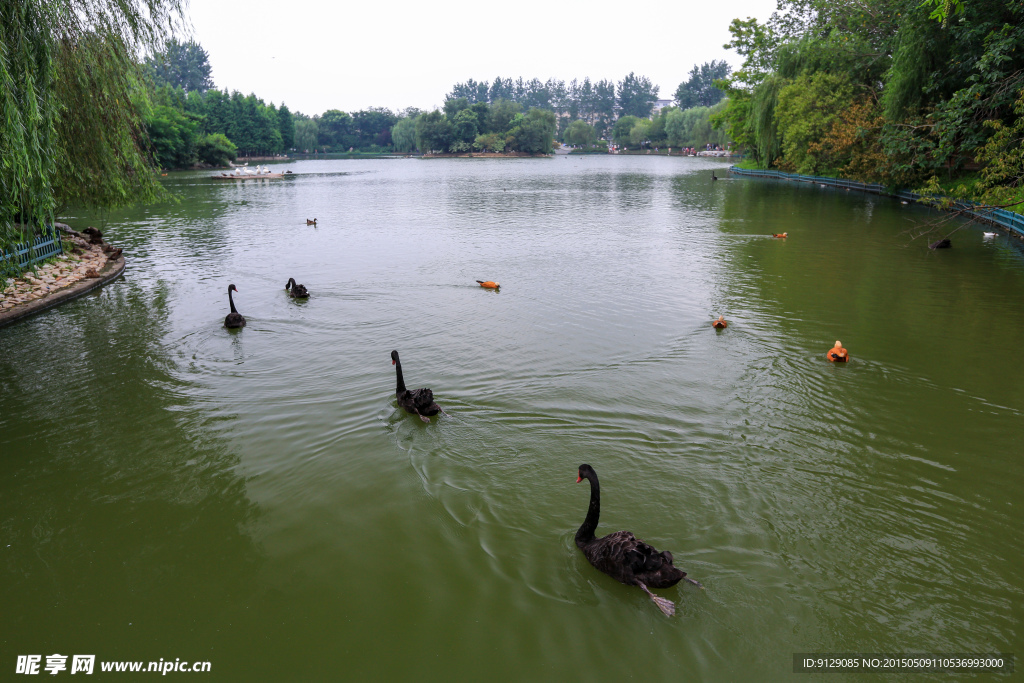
187;0;778;116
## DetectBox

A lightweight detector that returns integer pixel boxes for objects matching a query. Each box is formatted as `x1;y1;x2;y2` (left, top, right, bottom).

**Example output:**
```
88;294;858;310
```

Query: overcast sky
187;0;778;116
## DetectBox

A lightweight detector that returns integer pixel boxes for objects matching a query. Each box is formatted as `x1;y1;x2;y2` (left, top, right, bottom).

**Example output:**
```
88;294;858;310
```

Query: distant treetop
674;61;732;109
146;39;215;94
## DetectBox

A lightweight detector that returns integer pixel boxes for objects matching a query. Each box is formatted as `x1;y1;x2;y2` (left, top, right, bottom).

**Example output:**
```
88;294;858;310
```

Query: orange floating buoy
476;280;500;289
827;340;849;362
712;315;727;329
772;232;788;238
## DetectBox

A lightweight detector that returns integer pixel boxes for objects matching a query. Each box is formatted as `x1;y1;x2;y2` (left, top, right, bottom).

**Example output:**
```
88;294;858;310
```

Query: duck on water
575;464;702;617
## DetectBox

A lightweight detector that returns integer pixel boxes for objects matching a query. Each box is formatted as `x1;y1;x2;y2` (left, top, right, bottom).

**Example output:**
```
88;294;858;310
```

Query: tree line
392;100;557;155
144;46;736;161
1;0;738;255
715;0;1024;205
446;73;659;138
143;40;295;168
277;69;730;156
601;103;731;151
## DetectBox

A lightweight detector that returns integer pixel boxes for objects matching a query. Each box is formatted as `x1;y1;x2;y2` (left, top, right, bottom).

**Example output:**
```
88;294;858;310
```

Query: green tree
749;75;785;167
488;99;523;135
415;111;452;153
443;97;470;118
2;0;185;243
199;89;232;135
971;86;1024;206
919;0;965;26
506;109;556;154
523;78;553;110
592;79;617;136
710;92;752;153
612;115;640;147
474;133;505;153
565;78;583;121
617;72;659;118
648;107;673;146
319;109;355;150
448;79;490;103
564;120;597;147
146;39;214;94
391;116;418;153
775;72;855;173
722;16;780;87
146;104;199;169
294;118;319;151
278;104;295;149
664;108;689;147
196;133;237;166
352;108;398;149
254;104;283;155
469;102;490;133
674;60;732;108
629;119;653;148
489;77;514;102
665;105;731;149
451;109;480;150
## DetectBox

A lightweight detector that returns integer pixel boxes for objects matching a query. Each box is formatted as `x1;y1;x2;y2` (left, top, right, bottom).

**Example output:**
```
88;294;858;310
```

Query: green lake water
1;157;1022;680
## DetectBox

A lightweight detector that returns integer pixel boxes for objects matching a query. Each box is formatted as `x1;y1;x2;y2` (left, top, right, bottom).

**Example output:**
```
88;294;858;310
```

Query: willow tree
390;117;418;153
1;0;185;245
749;75;785;167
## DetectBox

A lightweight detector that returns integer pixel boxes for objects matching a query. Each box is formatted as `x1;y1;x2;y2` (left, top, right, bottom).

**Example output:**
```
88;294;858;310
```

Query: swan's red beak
392;360;396;365
576;474;582;483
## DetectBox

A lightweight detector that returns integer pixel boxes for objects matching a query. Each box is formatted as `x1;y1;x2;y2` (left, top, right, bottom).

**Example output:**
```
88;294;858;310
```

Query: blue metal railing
1;226;65;275
728;166;1024;238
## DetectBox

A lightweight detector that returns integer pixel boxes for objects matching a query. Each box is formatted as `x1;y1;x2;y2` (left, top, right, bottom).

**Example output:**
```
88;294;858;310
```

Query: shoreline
421;152;551;159
729;166;1024;239
0;238;126;329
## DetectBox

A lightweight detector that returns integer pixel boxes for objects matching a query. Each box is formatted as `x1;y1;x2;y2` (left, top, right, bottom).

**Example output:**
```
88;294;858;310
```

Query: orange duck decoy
476;280;500;289
826;340;849;362
772;232;788;238
712;315;727;329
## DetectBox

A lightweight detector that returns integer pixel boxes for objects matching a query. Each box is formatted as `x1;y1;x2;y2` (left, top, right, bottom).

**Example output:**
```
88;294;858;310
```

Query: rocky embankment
1;227;123;313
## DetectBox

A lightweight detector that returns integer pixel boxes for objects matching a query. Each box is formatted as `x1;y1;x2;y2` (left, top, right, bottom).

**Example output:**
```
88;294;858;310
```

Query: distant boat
212;172;284;180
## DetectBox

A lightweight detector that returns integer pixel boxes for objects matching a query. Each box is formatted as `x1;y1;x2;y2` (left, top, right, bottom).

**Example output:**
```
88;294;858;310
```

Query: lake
1;156;1021;680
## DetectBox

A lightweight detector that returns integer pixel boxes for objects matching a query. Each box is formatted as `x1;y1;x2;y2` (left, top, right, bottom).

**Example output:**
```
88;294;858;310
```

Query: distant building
651;99;674;116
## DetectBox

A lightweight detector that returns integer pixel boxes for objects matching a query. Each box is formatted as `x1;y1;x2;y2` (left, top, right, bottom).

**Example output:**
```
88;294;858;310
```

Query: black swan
224;284;246;328
391;350;444;422
285;277;309;298
711;171;718;181
575;464;702;616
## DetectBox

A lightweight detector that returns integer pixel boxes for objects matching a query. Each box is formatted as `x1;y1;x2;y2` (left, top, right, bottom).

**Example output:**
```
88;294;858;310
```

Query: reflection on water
0;286;261;668
1;157;1022;680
